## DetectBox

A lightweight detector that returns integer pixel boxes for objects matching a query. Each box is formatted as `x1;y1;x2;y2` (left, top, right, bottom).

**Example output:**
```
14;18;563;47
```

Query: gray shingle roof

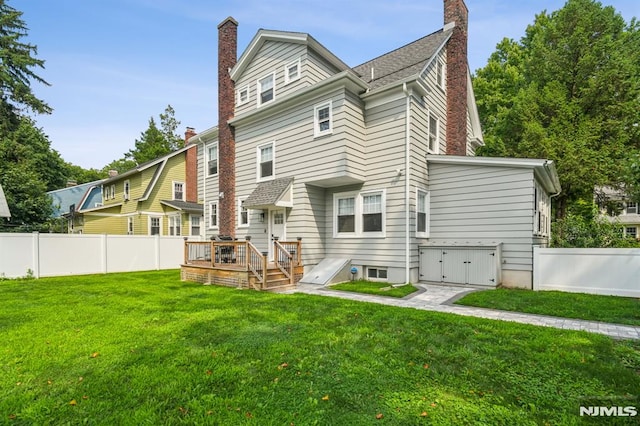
244;177;294;208
352;28;452;90
160;200;204;213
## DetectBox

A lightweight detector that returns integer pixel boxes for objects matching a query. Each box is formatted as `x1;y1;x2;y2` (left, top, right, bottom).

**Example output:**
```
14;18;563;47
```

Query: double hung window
258;73;275;106
258;142;274;180
334;190;385;237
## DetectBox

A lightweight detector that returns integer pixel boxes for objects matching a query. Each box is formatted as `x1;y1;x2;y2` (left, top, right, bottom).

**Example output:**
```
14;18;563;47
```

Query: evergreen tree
0;0;51;133
125;117;169;165
122;105;183;166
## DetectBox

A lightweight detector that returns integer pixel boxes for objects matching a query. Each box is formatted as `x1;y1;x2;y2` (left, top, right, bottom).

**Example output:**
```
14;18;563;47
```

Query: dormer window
285;59;300;84
257;73;275;106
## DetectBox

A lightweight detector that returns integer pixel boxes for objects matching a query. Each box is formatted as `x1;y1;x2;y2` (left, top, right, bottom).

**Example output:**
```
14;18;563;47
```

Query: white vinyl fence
533;247;640;297
0;232;196;279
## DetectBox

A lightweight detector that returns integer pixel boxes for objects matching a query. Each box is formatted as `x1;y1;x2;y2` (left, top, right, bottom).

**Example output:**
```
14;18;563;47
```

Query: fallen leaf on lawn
423;364;429;369
322;395;329;401
421;411;428;417
9;414;16;420
376;413;384;419
245;412;253;418
47;380;52;385
82;395;89;400
78;377;83;382
90;352;99;358
278;362;288;370
69;400;77;406
430;402;437;407
206;370;212;375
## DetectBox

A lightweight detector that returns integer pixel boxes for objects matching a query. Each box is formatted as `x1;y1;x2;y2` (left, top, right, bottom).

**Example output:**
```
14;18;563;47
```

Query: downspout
199;136;205;239
403;83;411;284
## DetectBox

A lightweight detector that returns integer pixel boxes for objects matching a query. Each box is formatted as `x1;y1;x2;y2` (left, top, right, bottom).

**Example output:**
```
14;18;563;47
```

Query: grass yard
330;280;419;298
1;270;639;425
456;288;640;327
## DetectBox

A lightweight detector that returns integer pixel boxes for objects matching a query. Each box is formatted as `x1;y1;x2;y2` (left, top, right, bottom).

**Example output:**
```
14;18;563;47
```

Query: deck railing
247;241;267;288
183;240;247;267
273;238;302;285
183;237;301;287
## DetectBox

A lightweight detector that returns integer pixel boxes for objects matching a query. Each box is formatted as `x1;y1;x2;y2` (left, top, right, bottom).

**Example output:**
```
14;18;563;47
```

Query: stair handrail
273;239;294;285
247;241;266;288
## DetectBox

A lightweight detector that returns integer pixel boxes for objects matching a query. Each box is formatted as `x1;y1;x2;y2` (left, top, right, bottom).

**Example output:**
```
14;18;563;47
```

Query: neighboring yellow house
81;145;203;237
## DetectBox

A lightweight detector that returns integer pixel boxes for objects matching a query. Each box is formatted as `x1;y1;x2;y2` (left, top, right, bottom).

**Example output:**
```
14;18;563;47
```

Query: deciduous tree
474;0;640;218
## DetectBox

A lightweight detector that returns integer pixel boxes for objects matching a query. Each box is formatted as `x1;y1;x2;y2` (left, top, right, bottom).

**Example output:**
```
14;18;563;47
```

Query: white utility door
268;209;286;260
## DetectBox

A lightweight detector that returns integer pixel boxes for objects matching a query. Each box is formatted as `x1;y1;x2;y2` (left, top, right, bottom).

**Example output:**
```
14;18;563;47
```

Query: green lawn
456;288;640;326
1;271;638;425
330;280;419;298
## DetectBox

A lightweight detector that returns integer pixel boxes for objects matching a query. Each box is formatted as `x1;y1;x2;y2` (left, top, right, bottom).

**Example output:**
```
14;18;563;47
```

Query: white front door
269;209;286;260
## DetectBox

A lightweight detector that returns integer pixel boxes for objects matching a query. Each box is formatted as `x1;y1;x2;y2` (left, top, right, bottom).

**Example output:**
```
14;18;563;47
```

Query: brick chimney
218;17;238;237
184;127;197;203
444;0;468;156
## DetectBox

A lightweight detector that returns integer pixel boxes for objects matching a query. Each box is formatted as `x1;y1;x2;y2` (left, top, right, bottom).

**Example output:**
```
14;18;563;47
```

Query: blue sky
13;0;640;170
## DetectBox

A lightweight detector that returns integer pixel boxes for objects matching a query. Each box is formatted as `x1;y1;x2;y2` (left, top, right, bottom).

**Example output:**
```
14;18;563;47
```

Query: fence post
532;246;539;291
155;234;161;270
32;231;40;278
102;234;108;274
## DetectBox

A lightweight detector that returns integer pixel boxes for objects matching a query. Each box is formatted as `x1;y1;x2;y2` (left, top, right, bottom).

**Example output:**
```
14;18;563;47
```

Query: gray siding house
186;0;561;289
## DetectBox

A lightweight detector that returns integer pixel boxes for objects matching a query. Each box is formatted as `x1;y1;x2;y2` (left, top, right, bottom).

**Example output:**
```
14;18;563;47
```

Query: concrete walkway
292;283;640;340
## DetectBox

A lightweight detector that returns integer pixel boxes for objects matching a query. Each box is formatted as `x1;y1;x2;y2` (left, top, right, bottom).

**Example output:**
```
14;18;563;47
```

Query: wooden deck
180;238;303;291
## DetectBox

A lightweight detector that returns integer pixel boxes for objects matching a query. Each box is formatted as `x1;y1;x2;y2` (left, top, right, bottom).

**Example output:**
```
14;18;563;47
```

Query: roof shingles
352;29;451;89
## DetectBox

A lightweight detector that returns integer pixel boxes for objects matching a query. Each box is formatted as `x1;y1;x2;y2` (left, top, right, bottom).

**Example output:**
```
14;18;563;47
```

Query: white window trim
256;141;276;182
284;58;301;85
257;72;276;107
333;189;386;238
206;142;219;177
109;184;115;200
314;101;333;138
173;181;185;201
436;59;445;91
427;111;439;154
366;267;388;281
533;183;551;237
237;196;250;228
148;215;163;236
236;85;249;106
168;214;182;236
208;201;219;230
416;188;430;238
334;191;358;238
123;180;130;201
189;214;202;237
